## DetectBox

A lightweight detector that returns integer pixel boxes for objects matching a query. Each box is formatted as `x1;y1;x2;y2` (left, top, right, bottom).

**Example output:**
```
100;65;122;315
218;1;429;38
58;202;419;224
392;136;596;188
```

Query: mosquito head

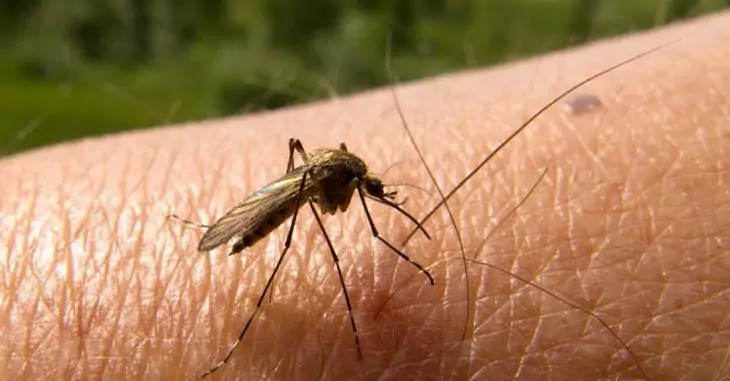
362;173;397;201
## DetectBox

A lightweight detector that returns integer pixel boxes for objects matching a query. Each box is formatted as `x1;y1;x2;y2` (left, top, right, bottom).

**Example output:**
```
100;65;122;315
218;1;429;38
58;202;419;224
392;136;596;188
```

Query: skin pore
1;11;728;381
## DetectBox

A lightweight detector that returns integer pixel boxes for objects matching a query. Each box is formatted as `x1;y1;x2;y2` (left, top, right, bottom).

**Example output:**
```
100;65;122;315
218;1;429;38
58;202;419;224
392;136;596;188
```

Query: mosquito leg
356;187;434;285
306;200;363;360
365;195;430;240
202;170;310;378
287;138;297;173
289;138;309;166
268;138;312;303
167;213;211;229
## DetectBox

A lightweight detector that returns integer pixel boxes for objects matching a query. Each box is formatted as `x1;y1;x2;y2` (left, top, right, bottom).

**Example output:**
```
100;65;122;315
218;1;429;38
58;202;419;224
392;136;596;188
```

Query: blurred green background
0;0;724;156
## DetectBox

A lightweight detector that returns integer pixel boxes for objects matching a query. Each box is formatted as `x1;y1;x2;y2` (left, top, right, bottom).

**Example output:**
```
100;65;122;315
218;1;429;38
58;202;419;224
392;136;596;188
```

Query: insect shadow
169;138;434;378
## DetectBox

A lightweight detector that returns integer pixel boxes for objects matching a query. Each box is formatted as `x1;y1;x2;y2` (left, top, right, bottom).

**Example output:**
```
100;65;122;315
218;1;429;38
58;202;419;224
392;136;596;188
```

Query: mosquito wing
198;166;314;251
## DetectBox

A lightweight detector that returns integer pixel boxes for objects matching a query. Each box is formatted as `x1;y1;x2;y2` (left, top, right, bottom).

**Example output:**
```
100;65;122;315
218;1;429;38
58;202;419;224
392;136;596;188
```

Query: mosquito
169;138;434;378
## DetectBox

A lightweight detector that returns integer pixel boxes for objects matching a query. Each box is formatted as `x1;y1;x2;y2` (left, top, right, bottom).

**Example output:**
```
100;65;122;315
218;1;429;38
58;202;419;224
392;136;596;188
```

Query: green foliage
0;0;725;155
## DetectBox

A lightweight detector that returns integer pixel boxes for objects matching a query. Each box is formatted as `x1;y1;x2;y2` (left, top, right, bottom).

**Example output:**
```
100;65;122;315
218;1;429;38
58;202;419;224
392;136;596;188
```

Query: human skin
1;11;729;381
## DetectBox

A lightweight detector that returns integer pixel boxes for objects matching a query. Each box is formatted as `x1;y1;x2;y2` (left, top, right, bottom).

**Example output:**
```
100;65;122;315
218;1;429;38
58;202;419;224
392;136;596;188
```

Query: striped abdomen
231;199;302;253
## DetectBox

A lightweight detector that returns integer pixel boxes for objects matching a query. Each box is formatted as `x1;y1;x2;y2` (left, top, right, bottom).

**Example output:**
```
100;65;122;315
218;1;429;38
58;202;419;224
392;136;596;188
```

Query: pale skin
1;12;729;381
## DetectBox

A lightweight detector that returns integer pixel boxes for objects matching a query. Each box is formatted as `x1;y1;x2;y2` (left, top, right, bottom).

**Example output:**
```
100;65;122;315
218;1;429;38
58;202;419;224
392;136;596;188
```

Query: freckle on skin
563;93;604;115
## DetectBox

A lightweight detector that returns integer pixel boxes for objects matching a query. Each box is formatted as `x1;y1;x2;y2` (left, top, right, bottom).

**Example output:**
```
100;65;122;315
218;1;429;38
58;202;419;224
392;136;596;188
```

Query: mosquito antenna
380;159;405;178
383;182;433;197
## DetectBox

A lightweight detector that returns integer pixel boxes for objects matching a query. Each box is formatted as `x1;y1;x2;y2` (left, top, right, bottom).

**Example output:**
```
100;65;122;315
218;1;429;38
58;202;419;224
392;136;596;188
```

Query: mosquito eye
365;179;384;197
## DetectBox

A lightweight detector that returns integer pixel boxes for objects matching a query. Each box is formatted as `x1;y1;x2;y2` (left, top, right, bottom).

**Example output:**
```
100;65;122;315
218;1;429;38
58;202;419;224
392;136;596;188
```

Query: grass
0;1;724;156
